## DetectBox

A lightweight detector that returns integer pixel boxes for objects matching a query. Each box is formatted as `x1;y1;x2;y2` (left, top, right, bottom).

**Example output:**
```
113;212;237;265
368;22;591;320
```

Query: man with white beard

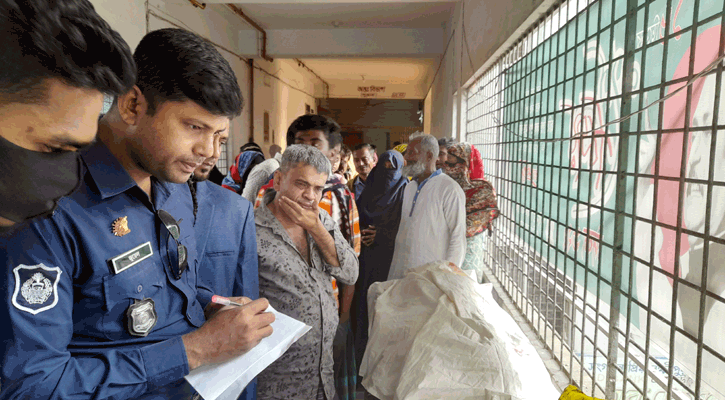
387;133;466;280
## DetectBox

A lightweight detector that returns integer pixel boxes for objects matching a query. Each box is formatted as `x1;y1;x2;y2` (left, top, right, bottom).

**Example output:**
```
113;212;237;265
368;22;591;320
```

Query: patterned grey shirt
255;193;358;400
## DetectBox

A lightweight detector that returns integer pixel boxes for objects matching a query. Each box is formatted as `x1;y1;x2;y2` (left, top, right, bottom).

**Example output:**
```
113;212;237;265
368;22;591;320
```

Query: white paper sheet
184;306;311;400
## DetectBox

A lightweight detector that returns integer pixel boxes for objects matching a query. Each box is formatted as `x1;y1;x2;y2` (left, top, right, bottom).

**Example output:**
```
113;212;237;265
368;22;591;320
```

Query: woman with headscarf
352;150;409;375
221;142;265;194
442;142;499;283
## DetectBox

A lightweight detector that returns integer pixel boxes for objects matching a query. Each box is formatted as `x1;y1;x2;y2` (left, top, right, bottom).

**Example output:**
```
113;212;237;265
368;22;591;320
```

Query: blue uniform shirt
0;141;209;399
194;180;258;304
194;180;259;400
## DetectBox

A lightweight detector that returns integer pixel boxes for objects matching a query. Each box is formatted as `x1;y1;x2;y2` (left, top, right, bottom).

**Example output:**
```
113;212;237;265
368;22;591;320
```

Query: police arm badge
12;264;62;315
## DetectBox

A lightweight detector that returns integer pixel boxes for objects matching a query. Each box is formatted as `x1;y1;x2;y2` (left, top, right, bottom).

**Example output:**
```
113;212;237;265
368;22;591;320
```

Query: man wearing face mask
0;0;136;230
0;28;274;399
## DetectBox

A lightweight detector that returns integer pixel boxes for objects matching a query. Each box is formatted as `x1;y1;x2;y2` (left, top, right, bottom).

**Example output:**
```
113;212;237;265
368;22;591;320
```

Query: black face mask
0;134;82;224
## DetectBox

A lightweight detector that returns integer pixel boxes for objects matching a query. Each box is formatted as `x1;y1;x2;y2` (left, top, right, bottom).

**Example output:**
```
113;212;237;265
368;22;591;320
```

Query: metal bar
565;0;581;379
554;1;566;363
694;12;725;400
592;0;619;394
513;43;526;319
642;1;670;395
620;0;649;395
666;0;701;396
578;0;596;387
604;0;638;395
543;11;560;361
521;31;534;332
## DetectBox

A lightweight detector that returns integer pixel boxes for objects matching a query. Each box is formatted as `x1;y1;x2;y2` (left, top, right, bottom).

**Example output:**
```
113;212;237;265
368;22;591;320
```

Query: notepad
184;306;311;400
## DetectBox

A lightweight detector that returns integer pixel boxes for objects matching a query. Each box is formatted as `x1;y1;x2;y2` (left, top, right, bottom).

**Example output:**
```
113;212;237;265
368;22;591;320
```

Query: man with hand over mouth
254;145;358;400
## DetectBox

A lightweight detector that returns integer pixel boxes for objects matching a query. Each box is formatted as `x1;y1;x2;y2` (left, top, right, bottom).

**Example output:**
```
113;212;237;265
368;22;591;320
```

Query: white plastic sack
359;261;559;400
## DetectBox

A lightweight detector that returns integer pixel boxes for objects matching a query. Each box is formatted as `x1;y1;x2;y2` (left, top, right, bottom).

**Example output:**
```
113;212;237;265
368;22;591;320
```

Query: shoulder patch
12;264;62;315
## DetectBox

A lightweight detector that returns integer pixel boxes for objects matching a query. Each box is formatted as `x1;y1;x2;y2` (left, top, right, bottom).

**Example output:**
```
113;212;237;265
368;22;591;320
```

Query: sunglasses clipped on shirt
156;209;188;280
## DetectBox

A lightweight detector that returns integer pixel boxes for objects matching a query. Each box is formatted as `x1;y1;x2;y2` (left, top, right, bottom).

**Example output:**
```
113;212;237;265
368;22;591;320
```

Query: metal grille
465;0;725;399
216;142;229;173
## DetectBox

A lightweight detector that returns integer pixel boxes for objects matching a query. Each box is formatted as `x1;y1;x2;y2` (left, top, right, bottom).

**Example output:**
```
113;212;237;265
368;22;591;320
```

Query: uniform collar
80;140;177;204
81;141;137;199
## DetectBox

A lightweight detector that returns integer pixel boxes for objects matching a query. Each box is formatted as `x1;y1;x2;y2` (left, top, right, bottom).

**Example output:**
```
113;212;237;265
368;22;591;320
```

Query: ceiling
229;2;454;30
297;58;438;84
229;1;455;98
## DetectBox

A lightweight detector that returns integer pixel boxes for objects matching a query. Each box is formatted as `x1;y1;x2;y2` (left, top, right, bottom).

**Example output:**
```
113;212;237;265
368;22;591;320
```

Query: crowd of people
0;1;498;399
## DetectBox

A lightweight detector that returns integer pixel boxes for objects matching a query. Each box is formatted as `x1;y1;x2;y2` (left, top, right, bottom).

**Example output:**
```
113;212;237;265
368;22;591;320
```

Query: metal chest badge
126;298;158;337
112;216;131;237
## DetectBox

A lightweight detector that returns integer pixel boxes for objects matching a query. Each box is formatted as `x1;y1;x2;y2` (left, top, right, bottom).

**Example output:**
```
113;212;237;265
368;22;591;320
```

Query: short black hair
0;0;136;104
286;114;342;149
134;28;242;118
354;143;374;154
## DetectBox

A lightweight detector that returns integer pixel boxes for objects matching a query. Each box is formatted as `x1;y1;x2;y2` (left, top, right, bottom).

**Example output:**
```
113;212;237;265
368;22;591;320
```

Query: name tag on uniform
108;242;153;275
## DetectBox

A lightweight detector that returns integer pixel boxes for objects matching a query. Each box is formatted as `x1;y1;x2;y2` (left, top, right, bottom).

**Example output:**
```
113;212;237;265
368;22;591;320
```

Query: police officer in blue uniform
0;0;135;230
190;125;260;400
0;28;274;399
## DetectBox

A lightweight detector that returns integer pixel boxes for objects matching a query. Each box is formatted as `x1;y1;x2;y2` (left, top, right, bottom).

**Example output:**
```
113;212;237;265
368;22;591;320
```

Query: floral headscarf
443;142;499;237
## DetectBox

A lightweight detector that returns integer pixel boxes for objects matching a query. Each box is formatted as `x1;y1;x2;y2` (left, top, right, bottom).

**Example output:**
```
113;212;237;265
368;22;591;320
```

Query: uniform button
137;285;143;293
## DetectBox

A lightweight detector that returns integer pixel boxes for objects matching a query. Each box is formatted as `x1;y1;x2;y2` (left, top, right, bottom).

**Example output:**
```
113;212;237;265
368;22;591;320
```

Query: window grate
466;0;725;399
216;142;228;173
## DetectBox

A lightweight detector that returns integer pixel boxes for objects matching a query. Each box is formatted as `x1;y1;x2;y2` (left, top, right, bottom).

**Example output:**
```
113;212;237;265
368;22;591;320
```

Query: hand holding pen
211;294;246;307
182;294;275;371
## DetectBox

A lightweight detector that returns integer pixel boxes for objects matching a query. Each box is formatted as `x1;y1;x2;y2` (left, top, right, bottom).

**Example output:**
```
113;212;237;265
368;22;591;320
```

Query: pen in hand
211;294;245;307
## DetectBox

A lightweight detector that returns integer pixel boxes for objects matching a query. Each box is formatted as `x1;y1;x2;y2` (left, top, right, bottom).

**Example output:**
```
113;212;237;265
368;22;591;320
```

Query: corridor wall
90;0;325;167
